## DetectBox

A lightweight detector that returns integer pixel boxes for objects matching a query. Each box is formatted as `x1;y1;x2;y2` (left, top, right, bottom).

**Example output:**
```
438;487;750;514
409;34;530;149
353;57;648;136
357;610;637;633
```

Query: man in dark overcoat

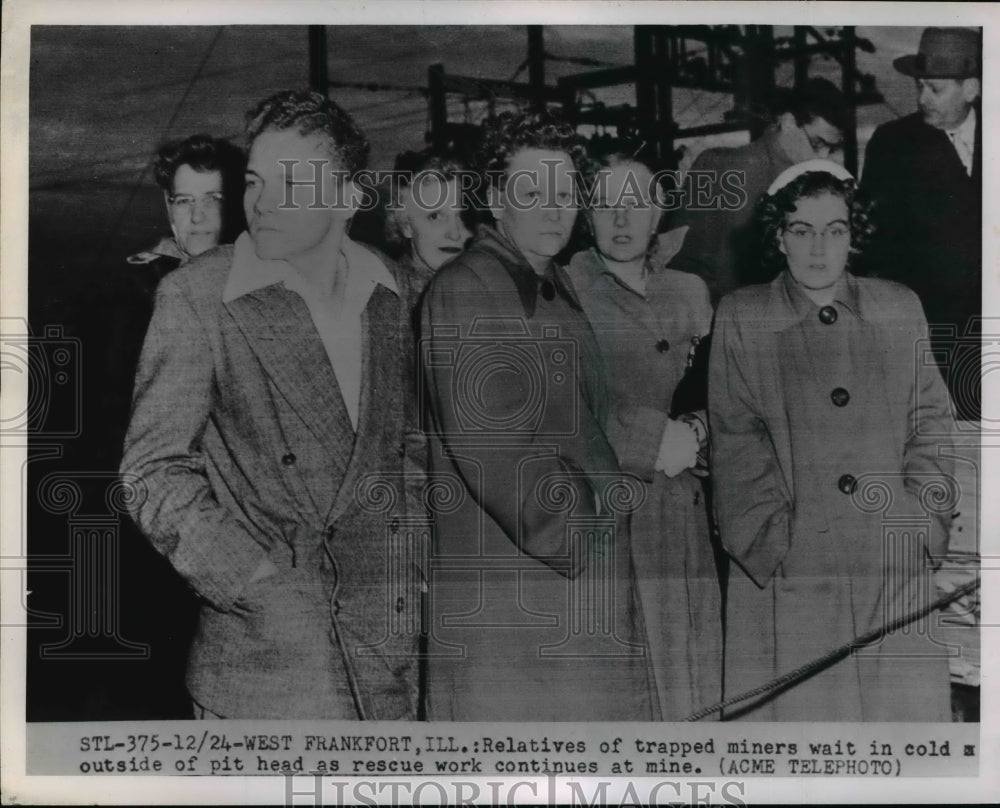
121;91;421;719
861;27;982;421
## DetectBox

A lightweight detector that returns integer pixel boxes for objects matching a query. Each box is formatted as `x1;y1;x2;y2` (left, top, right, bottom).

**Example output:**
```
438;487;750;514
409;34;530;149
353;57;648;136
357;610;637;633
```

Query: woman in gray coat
709;160;956;720
421;112;656;721
567;152;722;720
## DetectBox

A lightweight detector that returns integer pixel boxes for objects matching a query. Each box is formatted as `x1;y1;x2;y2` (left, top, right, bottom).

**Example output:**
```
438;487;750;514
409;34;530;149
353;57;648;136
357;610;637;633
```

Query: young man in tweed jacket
122;90;422;719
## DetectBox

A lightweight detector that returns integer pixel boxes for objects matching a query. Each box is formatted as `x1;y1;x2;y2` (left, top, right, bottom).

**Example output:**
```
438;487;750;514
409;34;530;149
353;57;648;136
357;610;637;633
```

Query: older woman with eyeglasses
99;135;246;469
708;160;956;721
128;134;246;270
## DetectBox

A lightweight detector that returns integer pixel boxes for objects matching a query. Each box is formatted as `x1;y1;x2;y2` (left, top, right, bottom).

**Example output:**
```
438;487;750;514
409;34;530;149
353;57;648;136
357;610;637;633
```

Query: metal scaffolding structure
307;24;884;175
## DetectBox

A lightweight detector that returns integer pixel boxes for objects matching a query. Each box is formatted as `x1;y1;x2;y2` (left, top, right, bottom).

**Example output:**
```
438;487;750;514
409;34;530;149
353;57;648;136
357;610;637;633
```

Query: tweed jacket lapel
224;284;356;478
326;282;404;524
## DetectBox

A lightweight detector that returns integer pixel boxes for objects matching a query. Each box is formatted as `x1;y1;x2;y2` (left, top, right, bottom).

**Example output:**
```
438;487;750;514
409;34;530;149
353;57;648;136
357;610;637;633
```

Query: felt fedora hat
894;27;981;79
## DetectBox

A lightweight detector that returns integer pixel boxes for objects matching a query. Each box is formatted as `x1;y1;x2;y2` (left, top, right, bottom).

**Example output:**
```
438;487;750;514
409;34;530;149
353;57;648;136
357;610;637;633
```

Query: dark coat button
324;525;336;540
540;279;556;301
655;339;670;353
395;596;405;613
819;306;838;325
281;452;296;466
397;441;406;458
838;474;857;495
831;387;850;407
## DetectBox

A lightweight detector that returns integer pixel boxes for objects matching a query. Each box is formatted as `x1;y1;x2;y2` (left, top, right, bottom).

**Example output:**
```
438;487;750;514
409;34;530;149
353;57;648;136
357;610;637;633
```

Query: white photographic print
1;1;995;804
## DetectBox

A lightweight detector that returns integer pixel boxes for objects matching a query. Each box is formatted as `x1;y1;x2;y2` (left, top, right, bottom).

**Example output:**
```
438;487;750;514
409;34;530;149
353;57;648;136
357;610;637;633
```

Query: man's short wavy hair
757;171;875;277
244;89;370;178
478;109;590;188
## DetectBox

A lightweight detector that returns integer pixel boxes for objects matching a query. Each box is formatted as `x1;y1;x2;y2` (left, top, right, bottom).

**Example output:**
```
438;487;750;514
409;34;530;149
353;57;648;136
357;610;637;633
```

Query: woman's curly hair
153;134;247;242
244;89;370;178
478;109;591;187
384;149;477;249
153;134;245;193
757;171;875;278
477;110;592;258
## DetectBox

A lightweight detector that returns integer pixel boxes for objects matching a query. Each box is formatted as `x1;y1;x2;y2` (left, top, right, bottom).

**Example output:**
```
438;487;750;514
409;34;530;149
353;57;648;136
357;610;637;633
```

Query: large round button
540;279;556;301
838;474;857;495
819;306;838;325
281;452;296;466
655;339;670;353
830;387;850;407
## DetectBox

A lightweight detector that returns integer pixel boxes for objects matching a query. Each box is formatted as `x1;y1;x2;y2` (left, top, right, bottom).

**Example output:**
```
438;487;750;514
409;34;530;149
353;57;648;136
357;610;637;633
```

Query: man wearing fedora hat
861;27;981;422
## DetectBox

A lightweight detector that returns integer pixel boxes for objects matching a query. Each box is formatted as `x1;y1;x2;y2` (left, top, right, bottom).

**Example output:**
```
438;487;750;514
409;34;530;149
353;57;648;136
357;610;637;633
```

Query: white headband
767;159;855;196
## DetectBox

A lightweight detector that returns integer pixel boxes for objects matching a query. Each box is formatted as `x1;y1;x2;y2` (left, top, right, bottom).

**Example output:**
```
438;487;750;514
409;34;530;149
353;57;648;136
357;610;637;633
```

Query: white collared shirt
223;232;399;430
945;107;976;176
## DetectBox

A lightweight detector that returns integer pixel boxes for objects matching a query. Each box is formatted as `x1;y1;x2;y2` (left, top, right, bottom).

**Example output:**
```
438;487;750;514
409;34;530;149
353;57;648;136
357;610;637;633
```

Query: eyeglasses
804;132;844;156
784;224;851;242
592;199;653;213
168;192;224;213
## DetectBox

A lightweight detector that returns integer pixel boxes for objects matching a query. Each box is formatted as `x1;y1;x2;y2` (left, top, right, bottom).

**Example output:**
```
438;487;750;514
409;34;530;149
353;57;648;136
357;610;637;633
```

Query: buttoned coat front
708;271;955;720
121;242;421;720
566;248;722;720
420;226;655;721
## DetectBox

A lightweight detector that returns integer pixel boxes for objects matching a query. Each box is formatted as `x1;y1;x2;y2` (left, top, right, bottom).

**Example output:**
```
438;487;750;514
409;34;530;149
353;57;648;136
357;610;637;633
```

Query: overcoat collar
126;236;186;267
474;224;583;316
570;246;662;299
935;105;981;183
762;270;868;332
